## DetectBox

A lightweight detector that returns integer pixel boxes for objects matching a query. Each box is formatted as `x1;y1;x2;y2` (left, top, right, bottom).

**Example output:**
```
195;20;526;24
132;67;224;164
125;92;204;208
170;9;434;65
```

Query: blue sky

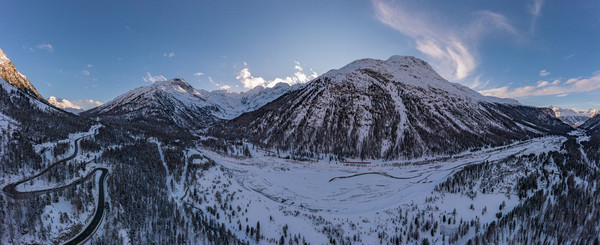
1;0;599;109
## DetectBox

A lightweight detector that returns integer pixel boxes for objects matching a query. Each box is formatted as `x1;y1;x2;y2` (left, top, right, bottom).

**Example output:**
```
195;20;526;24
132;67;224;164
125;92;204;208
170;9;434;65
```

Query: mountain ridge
0;48;44;99
551;107;599;126
225;55;571;159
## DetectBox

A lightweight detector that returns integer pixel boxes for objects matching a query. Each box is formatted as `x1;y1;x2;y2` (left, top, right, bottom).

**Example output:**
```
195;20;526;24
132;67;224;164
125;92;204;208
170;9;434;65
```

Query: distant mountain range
81;78;299;134
551;107;599;126
0;48;596;158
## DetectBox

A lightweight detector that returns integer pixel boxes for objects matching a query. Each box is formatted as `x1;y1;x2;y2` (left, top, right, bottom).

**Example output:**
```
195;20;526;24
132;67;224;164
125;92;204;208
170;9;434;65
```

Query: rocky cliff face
0;48;43;99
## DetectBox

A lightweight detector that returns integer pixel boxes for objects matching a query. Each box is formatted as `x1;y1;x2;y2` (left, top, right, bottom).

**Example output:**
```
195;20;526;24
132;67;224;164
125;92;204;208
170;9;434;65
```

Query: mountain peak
151;78;203;96
0;48;43;99
319;55;516;105
47;96;83;110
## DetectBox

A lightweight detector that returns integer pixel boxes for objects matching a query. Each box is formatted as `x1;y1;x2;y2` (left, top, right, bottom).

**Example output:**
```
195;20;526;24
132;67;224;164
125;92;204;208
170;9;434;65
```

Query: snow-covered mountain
551;107;599;126
0;48;43;99
82;78;300;132
81;78;221;132
47;96;84;114
227;55;571;159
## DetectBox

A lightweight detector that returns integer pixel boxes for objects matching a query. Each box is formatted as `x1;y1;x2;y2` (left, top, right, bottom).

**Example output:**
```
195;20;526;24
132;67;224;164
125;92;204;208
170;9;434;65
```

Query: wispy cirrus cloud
35;43;54;52
372;0;517;81
143;72;167;83
479;72;600;98
529;0;545;32
23;43;54;52
539;69;550;77
236;61;317;89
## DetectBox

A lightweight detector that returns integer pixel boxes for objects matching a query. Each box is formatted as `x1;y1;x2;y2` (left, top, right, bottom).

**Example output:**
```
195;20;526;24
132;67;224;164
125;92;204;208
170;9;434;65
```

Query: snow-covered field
184;136;566;244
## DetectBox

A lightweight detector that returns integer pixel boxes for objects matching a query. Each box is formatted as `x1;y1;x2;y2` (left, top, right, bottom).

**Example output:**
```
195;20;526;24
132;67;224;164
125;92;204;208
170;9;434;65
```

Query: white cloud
87;64;93;68
163;52;175;58
194;72;204;77
372;0;517;81
143;72;167;83
36;43;54;52
72;99;104;110
479;72;600;98
82;70;90;76
469;75;489;89
539;69;550;77
46;82;52;87
530;0;544;16
529;0;544;32
236;62;318;89
219;85;231;90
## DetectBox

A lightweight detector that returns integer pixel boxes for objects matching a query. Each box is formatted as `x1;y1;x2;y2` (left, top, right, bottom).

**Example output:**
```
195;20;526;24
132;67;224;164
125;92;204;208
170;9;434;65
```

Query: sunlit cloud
72;99;104;110
194;72;204;76
372;0;517;81
539;69;550;77
163;52;175;58
479;72;600;98
236;62;318;89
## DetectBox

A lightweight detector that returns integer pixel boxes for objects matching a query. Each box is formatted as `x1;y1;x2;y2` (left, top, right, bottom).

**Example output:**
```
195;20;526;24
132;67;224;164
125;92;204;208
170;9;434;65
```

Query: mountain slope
552;107;599;126
0;48;43;99
580;114;600;134
0;49;89;141
0;78;90;141
226;56;571;159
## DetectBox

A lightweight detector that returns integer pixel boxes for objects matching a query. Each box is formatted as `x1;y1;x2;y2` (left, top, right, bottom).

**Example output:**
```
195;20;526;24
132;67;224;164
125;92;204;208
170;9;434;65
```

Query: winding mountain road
64;168;108;245
2;138;82;199
2;135;109;245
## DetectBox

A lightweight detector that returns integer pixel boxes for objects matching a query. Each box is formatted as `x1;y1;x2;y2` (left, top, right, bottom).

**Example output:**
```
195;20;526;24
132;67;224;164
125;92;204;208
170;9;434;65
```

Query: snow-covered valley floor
185;136;566;244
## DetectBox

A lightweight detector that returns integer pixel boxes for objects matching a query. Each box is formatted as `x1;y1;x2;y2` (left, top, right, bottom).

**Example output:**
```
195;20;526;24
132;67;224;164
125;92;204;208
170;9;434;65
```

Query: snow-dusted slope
227;55;571;159
552;107;599;126
48;96;84;114
0;48;43;99
580;114;600;134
